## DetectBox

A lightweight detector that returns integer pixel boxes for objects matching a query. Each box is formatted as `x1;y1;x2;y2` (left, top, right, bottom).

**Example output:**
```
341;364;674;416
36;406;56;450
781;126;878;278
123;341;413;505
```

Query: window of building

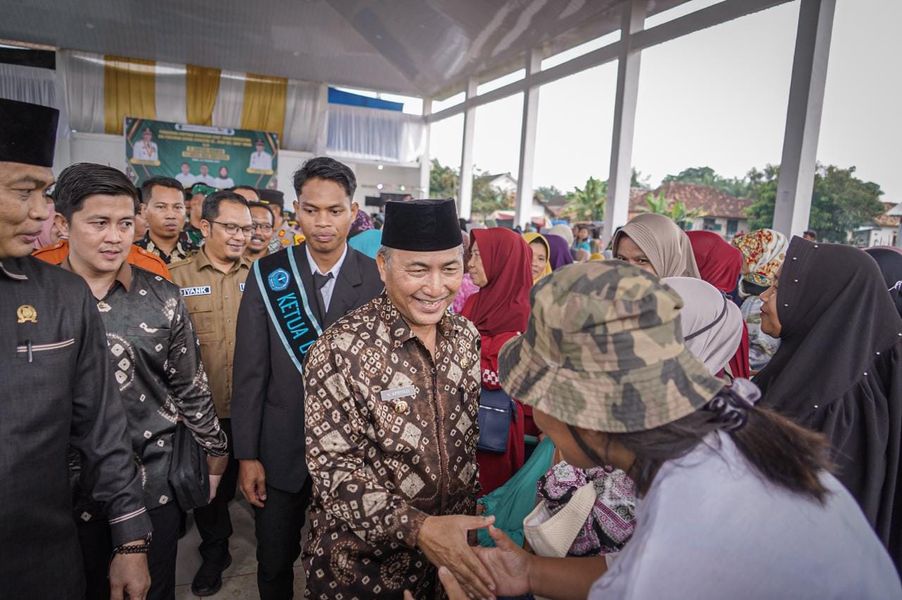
703;217;721;231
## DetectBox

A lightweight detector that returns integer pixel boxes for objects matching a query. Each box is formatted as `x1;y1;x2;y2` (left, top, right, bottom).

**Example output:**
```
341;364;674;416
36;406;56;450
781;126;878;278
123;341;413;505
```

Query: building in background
629;182;753;239
853;200;900;247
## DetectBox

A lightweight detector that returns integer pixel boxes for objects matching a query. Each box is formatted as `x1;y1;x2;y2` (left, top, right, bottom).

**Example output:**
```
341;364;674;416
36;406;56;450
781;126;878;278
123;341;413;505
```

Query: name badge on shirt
180;286;212;297
380;386;417;402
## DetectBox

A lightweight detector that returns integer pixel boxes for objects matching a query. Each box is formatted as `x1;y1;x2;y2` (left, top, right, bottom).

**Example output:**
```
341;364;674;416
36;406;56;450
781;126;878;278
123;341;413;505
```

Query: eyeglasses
253;222;274;233
212;221;255;236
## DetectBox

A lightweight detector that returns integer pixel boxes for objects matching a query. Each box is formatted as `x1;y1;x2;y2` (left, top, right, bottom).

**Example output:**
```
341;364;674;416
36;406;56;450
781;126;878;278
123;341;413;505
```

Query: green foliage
746;164;884;242
534;185;565;203
631;168;652;190
429;158;459;199
427;159;513;219
663;166;751;197
642;191;704;229
428;158;885;241
565;176;607;221
745;164;781;231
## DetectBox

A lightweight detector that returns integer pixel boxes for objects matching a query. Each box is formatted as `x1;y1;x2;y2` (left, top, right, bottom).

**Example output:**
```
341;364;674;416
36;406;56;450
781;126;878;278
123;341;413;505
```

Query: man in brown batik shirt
303;199;496;600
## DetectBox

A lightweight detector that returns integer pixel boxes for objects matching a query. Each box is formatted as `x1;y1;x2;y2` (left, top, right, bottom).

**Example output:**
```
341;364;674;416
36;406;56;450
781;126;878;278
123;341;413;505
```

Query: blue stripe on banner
327;87;403;112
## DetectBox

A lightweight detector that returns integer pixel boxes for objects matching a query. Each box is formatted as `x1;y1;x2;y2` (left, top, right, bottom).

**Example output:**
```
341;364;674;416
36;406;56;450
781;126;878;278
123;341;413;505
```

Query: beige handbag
523;481;597;558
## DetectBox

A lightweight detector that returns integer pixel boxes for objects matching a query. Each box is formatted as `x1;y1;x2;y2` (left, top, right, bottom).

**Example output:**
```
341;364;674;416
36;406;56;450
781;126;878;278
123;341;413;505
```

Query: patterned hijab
732;228;788;288
523;232;553;283
462;228;533;336
349;210;374;238
612;213;701;278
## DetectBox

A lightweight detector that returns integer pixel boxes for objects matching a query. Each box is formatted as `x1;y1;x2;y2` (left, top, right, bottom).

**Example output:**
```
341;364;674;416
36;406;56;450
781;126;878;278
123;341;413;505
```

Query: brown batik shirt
303;293;481;600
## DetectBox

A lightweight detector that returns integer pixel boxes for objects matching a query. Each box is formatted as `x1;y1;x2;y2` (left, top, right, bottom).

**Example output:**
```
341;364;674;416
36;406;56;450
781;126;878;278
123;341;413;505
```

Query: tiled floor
174;499;306;599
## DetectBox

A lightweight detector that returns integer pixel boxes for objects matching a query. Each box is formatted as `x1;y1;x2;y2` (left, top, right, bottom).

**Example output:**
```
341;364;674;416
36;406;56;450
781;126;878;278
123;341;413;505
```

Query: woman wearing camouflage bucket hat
444;262;900;600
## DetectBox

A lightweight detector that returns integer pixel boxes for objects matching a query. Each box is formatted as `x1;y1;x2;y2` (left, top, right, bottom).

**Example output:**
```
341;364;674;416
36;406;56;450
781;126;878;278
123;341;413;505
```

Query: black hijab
754;237;902;569
865;247;902;318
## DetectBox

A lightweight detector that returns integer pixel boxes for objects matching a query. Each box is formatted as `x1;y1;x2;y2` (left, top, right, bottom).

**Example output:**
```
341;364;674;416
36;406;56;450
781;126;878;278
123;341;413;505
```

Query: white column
458;78;478;219
603;0;646;245
772;0;836;237
515;49;542;228
419;98;432;198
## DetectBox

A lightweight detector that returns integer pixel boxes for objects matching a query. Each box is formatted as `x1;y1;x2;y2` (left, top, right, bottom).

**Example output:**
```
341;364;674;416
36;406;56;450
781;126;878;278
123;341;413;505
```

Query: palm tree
566;176;607;221
643;191;704;229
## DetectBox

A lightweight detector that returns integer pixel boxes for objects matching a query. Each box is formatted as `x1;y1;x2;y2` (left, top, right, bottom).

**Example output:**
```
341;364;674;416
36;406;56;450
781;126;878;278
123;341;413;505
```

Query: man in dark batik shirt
303;199;495;600
0;98;152;599
135;176;199;263
53;163;228;600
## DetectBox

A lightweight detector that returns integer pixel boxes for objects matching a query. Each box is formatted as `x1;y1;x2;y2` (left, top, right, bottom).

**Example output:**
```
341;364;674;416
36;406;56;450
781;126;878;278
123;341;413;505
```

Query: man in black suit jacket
231;158;383;599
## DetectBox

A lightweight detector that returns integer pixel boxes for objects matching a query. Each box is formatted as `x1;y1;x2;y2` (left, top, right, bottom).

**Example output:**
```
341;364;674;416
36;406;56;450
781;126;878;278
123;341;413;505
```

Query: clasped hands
413;516;531;600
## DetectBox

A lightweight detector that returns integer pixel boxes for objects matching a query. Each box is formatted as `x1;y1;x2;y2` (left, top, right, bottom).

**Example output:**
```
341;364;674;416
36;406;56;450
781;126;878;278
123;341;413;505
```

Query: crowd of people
3;96;902;600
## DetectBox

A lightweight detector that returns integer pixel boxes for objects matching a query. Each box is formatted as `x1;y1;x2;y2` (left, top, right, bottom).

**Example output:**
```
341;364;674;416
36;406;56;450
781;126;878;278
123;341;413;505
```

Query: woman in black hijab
754;237;902;571
865;246;902;318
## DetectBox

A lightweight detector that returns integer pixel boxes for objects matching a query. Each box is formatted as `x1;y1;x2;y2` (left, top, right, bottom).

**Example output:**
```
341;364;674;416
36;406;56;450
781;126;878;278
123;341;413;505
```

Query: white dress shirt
305;244;348;312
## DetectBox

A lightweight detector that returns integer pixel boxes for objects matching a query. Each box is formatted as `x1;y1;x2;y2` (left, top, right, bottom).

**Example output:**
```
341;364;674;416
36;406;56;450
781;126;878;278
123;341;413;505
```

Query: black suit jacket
231;244;383;492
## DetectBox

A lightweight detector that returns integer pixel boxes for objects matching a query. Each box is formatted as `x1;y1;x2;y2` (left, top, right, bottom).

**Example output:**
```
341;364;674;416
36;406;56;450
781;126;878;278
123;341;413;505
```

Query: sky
425;0;902;202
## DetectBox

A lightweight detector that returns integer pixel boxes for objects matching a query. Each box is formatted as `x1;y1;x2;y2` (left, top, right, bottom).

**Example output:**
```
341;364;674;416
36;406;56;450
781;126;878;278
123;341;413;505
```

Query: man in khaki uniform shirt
169;190;253;597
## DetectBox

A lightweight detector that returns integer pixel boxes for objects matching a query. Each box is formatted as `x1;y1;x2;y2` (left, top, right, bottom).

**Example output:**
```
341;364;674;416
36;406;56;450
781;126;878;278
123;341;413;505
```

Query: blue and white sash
253;249;322;374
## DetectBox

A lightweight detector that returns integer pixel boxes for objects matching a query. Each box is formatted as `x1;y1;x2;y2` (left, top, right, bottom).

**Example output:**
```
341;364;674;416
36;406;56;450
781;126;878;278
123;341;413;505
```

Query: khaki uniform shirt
303;293;481;600
169;249;251;418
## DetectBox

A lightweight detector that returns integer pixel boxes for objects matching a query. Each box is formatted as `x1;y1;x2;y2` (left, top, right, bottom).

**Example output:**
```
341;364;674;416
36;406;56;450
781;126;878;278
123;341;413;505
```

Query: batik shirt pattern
135;231;200;264
72;266;227;519
740;295;781;371
303;293;481;600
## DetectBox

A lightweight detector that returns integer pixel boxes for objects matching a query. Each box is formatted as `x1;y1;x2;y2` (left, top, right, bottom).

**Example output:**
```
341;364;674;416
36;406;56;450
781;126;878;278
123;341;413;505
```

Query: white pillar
603;0;646;245
515;49;542;228
458;78;477;219
772;0;836;238
419;98;432;198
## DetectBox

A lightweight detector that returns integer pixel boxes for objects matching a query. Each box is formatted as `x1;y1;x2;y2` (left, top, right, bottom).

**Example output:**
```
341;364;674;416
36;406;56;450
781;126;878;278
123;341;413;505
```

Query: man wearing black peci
0;99;153;599
231;157;383;599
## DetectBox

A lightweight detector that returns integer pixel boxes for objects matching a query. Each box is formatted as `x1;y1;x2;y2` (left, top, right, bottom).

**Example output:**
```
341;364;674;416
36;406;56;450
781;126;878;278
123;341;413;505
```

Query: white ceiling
0;0;691;98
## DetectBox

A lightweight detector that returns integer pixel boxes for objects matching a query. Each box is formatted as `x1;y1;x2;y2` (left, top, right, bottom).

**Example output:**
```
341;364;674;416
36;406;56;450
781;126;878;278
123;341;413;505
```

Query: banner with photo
124;117;278;190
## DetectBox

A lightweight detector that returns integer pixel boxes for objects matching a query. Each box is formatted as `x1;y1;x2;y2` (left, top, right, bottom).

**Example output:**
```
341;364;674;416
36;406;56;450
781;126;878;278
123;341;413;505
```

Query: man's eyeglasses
212;221;255;236
253;222;274;233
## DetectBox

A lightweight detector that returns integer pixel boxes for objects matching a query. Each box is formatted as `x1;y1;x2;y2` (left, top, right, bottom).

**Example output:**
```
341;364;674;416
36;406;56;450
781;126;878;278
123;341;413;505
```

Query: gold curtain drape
186;65;221;125
240;74;287;139
103;55;156;134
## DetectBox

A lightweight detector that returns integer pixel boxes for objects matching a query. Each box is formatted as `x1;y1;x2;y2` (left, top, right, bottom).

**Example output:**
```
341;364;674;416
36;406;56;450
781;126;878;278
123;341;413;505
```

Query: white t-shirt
249;151;273;171
212;177;234;189
590;432;901;600
175;173;196;188
132;141;158;161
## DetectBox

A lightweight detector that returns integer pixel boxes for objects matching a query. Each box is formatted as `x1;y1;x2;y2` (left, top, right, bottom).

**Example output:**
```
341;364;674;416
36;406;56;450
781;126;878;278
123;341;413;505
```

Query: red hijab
686;230;743;293
686;230;750;379
462;228;533;336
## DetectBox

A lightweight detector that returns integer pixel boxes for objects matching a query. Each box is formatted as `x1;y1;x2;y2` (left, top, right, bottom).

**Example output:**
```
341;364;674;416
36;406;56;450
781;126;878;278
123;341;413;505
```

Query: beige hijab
613;213;701;278
548;224;574;246
662;277;743;376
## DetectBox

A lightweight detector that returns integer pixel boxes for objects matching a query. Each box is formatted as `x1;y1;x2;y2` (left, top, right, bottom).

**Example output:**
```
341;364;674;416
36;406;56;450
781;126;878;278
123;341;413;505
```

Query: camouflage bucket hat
498;262;725;433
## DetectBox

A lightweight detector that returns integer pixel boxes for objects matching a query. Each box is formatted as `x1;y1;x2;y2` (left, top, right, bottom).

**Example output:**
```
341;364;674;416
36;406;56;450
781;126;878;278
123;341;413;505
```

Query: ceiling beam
427;0;794;123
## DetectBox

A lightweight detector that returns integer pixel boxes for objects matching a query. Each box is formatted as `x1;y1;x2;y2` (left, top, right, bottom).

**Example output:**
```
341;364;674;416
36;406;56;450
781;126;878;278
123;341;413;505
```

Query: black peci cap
0;98;59;168
381;198;462;252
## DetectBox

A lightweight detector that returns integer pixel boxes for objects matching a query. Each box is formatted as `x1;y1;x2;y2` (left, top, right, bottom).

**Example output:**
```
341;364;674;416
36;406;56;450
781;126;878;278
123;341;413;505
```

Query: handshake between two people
412;515;532;600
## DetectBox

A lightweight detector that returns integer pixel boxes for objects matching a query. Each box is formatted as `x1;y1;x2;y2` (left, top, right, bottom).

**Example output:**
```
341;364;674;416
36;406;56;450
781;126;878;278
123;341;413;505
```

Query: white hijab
663;277;743;376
